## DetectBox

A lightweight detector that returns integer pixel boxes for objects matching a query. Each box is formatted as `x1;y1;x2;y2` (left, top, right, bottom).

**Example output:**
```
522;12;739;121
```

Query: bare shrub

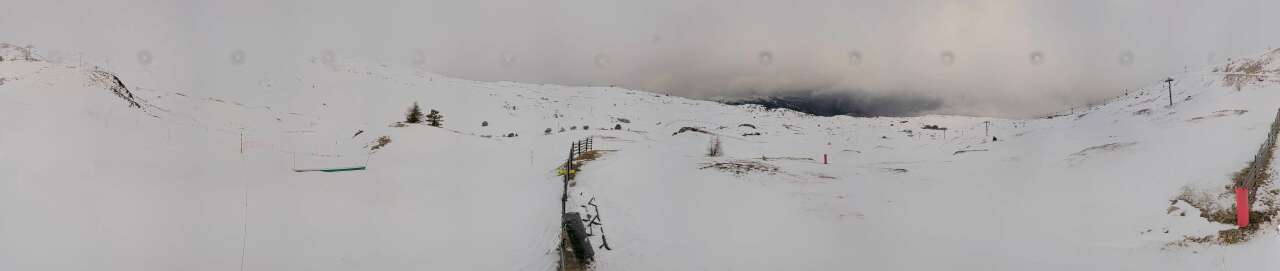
368;136;391;152
707;136;723;157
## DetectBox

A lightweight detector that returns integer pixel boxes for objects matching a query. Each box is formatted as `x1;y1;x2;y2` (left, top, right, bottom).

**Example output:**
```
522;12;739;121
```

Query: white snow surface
3;48;1280;270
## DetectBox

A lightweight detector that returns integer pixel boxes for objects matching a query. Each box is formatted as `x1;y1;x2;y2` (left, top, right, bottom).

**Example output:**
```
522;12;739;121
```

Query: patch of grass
574;150;606;162
699;160;779;176
1221;56;1274;91
1170;154;1278;245
367;136;391;152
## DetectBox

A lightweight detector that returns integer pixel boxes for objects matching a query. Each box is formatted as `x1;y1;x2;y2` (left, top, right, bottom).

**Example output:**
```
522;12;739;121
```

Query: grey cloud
2;0;1278;117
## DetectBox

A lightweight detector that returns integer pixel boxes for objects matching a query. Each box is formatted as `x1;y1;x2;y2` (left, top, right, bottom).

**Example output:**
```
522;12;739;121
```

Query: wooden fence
560;137;595;269
1238;108;1280;203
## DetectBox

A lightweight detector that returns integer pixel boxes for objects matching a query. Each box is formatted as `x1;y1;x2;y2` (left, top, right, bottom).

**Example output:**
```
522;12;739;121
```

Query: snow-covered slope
2;45;1280;270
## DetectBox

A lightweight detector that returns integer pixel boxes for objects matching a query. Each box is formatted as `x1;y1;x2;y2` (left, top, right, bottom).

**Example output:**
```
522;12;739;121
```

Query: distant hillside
713;90;943;117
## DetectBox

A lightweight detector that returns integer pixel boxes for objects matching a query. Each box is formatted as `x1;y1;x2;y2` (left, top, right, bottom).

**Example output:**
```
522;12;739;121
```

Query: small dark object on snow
481;121;488;127
614;124;622;130
993;137;998;142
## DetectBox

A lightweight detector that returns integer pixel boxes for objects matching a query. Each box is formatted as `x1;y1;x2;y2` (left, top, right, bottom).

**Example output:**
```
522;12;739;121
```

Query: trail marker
1236;187;1249;227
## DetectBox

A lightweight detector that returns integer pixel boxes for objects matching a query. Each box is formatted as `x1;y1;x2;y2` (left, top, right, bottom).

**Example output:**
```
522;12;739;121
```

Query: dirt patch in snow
953;149;988;155
1066;142;1137;165
574;150;609;162
1187;109;1248;122
879;168;909;174
699;159;780;176
87;69;144;109
672;126;709;136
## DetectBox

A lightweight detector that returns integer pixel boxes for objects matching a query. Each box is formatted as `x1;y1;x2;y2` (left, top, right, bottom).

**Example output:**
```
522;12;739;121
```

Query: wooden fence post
562;143;573;214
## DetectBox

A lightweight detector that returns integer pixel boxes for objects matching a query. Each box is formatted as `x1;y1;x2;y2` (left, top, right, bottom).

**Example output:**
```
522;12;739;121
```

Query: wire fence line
559;137;594;270
1239;108;1280;204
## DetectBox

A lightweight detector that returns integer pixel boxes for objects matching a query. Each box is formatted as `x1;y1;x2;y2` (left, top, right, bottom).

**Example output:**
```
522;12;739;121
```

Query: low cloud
3;0;1278;117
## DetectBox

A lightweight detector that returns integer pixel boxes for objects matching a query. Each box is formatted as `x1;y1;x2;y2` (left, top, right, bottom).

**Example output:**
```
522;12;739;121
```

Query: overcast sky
2;0;1278;116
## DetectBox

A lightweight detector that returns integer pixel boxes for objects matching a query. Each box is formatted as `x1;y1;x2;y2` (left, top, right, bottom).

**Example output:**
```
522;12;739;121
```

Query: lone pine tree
426;109;443;127
405;102;424;124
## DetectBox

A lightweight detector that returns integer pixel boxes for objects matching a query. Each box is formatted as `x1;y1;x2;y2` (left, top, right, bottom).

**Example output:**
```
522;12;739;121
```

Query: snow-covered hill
2;44;1280;270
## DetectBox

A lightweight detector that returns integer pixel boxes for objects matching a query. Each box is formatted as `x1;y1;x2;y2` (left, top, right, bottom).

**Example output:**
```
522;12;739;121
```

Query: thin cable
240;179;249;271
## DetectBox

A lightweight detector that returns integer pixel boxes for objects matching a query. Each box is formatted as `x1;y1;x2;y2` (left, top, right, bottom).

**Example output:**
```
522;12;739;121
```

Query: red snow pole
823;154;828;165
1236;187;1249;228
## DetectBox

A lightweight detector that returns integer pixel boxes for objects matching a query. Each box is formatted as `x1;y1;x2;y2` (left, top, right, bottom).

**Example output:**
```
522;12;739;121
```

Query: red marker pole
1236;187;1249;227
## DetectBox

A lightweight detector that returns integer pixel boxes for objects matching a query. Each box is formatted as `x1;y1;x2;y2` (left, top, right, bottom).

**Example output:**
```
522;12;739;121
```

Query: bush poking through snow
707;136;723;157
699;160;778;176
425;109;443;127
405;102;424;124
545;128;553;135
481;121;488;127
368;136;391;152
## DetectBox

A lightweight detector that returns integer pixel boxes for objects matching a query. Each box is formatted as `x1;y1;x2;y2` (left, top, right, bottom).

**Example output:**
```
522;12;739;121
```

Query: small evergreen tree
425;109;443;127
405;102;424;124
